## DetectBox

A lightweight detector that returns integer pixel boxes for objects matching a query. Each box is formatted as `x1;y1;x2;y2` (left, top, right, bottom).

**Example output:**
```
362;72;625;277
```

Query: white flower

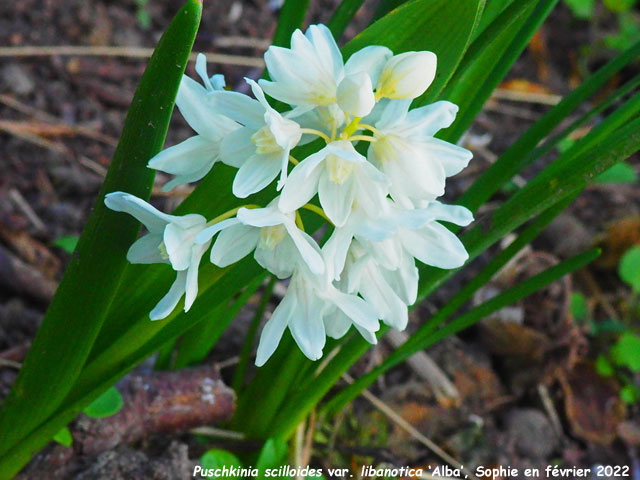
259;25;389;119
279;140;389;227
147;53;239;192
196;199;324;278
340;241;413;330
211;78;303;197
255;258;380;366
368;99;473;206
104;192;210;320
375;51;437;100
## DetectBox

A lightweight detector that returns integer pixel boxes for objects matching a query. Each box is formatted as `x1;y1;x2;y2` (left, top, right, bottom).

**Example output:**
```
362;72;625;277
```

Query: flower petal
255;288;296;366
209;90;264;128
149;270;187;321
126;233;166;264
232;153;282;198
288;282;326;361
237;205;286;227
337;71;375;117
184;243;208;312
104;192;172;233
328;287;380;332
210;223;260;267
318;172;356;227
401;222;469;269
220;127;256;168
344;45;393;85
278;151;325;212
282;222;325;275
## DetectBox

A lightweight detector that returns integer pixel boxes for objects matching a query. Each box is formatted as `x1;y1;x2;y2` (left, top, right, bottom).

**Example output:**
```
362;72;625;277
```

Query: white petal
210;224;260;267
305;24;343;81
337;71;375;117
195;217;240;245
424;202;474;226
322;226;353;280
288;280;326;361
163;218;205;271
376;51;437;100
354;323;378;344
344;45;393;85
126;233;165;264
104;192;172;233
318;172;356;227
177;75;234;140
149;270;187;320
220;128;256;168
195;53;213;90
421;137;473;177
278;152;325;212
232;153;282;198
324;310;352;339
184;243;208;312
404;101;459;137
383;255;418;305
282;222;325;275
401;222;469;269
328;287;380;332
255;290;295;366
255;235;296;279
237;205;286;227
209;90;264;128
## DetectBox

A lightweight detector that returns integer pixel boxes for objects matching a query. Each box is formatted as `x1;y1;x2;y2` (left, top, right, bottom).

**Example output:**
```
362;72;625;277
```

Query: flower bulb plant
105;24;473;366
2;1;638;476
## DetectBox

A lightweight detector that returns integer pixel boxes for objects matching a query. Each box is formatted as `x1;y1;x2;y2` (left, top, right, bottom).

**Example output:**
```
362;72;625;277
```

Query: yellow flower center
326;154;355;184
259;224;287;249
251;125;282;154
158;242;169;260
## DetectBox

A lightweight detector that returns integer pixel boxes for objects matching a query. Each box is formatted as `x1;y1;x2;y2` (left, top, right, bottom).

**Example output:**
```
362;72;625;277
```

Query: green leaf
256;438;289;478
595;162;638;184
438;0;557;140
458;40;640;212
564;0;595;18
596;354;615;376
0;2;202;475
570;292;589;322
201;449;243;476
272;0;310;47
343;0;485;103
172;273;266;369
619;246;640;291
51;235;79;254
82;386;124;418
603;0;637;13
621;384;640;404
52;427;73;447
611;333;640;371
328;0;366;38
605;12;640;51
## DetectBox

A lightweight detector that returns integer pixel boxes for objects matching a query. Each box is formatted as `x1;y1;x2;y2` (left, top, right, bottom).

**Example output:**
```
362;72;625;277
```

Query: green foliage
606;11;640;51
0;2;202;477
619;246;640;291
51;235;79;254
564;0;595;18
201;449;243;476
52;427;73;447
570;292;589;322
603;0;638;13
621;384;640;404
256;438;289;478
595;162;638;184
596;353;615;376
82;386;124;418
611;332;640;372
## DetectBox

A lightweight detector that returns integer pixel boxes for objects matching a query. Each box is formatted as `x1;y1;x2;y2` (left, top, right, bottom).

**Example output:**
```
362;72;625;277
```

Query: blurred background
0;0;639;478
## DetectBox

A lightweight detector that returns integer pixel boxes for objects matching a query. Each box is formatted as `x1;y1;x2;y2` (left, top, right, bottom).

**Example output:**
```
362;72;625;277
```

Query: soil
1;1;639;479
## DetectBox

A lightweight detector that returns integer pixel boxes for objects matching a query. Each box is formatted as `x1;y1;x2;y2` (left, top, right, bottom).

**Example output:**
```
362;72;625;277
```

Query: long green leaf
272;0;310;47
458;40;640;212
0;1;202;475
328;0;366;38
173;273;267;369
440;0;559;140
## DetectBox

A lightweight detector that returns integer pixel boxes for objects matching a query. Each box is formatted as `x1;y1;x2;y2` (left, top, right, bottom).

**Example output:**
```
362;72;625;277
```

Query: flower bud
376;51;437;100
337;71;376;117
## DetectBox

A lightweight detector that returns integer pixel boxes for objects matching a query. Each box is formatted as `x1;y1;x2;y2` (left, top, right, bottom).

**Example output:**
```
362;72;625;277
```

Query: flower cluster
105;25;473;366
